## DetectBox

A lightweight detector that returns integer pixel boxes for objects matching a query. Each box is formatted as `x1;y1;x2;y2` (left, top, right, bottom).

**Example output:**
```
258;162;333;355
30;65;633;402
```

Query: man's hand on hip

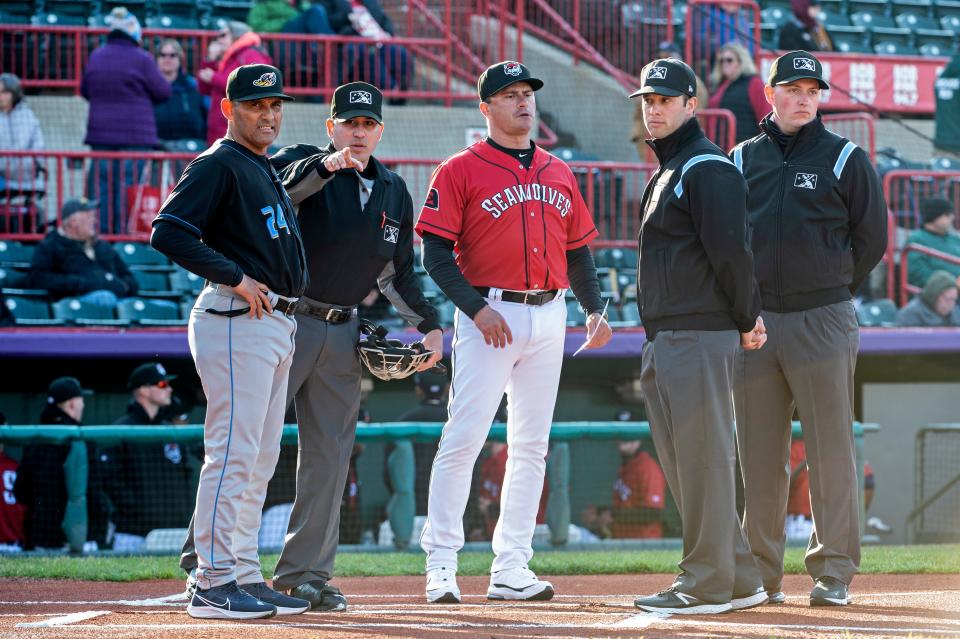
228;274;273;319
473;306;513;349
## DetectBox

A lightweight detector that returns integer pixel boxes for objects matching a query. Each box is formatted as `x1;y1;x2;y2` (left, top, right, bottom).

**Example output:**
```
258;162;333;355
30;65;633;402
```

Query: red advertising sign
759;52;947;114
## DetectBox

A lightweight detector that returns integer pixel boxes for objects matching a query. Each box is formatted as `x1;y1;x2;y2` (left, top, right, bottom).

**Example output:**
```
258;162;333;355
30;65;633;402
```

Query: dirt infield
1;573;958;639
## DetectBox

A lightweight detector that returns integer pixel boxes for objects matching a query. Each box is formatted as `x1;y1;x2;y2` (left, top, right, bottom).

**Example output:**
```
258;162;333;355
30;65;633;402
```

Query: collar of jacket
127;400;164;424
40;404;81;425
322;142;394;184
759;112;826;155
645;117;704;165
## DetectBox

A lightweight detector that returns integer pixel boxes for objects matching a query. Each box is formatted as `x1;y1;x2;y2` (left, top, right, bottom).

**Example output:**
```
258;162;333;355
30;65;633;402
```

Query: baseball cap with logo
330;81;383;123
127;362;177;391
767;50;830;89
629;58;697;99
477;61;544;100
61;197;99;221
226;64;294;102
47;376;93;404
414;369;448;398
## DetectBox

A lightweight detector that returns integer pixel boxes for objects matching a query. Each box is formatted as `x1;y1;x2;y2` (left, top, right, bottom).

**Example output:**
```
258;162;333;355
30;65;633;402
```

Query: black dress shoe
289;580;347;611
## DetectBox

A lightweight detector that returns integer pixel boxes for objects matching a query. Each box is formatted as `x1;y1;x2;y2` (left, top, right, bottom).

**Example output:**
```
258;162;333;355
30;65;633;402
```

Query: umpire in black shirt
267;81;441;609
151;64;311;620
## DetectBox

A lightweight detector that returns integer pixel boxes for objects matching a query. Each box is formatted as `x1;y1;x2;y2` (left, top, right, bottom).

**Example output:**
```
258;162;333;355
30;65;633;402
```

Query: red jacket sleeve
748;75;770;123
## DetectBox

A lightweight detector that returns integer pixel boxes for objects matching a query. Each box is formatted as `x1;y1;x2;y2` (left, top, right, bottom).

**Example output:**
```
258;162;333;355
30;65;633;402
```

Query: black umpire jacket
638;117;760;340
271;143;439;333
733;114;888;312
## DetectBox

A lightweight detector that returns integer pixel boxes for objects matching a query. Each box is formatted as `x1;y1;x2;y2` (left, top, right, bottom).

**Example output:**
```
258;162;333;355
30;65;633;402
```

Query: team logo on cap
793;57;816;71
253;72;277;88
156;363;167;375
350;90;373;104
647;66;667;80
503;61;522;76
794;172;817;189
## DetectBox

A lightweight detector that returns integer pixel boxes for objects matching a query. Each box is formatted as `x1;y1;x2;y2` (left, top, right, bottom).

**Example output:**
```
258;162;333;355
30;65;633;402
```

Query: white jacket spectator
0;73;45;194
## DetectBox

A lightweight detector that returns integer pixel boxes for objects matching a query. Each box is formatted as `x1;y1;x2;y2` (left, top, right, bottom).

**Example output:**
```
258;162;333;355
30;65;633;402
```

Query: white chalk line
15;611;110;628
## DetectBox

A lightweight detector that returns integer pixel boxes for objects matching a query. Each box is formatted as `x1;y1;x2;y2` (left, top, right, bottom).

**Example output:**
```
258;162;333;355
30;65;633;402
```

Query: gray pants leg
272;313;362;592
641;330;762;604
736;301;860;587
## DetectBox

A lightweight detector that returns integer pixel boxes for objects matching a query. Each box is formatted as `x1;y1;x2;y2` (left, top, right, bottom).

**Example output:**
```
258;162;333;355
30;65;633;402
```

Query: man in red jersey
415;60;612;604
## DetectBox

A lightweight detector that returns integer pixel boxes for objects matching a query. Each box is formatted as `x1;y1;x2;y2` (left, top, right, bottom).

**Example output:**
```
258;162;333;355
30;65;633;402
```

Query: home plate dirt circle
1;574;958;639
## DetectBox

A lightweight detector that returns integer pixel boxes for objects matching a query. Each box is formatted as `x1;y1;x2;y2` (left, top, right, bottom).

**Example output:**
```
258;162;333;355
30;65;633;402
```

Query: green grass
0;545;957;581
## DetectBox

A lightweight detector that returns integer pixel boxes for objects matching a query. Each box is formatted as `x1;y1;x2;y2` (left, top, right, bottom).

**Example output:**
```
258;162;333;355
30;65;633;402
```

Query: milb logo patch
794;172;818;189
384;225;399;243
793;57;816;71
350;90;373;104
647;66;667;80
424;187;439;210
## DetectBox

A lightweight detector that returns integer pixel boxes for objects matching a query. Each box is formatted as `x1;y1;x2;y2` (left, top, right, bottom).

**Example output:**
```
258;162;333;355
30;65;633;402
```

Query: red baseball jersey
0;452;26;545
415;141;598;291
611;450;666;539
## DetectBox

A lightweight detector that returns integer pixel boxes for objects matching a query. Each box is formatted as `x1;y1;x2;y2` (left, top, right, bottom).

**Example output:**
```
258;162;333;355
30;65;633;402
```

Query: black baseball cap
127;361;177;391
629;58;697;99
477;60;544;100
226;64;294;102
414;369;448;398
330;81;383;123
61;197;99;220
47;376;93;404
768;50;830;89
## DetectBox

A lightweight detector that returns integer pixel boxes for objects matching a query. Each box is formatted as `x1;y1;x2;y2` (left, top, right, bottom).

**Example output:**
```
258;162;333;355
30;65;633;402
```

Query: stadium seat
818;0;848;13
0;240;34;267
895;10;942;27
856;298;898;326
851;10;897;27
4;296;63;326
869;25;914;46
931;156;960;170
209;0;254;21
892;0;934;15
419;273;443;299
605;305;623;323
934;0;960;19
0;267;29;289
169;269;204;295
760;22;779;49
0;9;32;24
874;40;919;53
594;247;637;270
52;297;130;326
619;303;642;327
145;14;202;29
132;269;174;294
31;12;88;26
828;24;871;49
116;297;185;326
939;13;960;29
435;300;456;325
761;5;793;26
116;242;171;269
566;299;584;327
596;268;614;293
847;0;892;15
40;0;96;18
155;0;201;18
822;9;854;25
918;40;953;56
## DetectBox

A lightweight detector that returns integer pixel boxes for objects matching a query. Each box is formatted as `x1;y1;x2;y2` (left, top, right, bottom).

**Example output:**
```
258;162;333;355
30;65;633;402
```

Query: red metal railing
822;112;876;165
898;244;960;306
883;170;960;231
0;150;656;244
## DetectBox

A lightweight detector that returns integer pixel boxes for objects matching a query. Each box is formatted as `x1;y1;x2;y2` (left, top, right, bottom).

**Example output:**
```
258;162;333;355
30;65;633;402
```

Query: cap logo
503;61;522;77
252;72;277;88
647;66;667;80
349;90;373;104
793;57;816;71
156;363;167;376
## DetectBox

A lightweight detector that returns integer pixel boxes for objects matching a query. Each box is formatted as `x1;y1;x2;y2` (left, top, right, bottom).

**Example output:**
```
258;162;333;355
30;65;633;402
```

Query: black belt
475;287;559;306
205;289;299;318
273;297;299;316
297;299;356;324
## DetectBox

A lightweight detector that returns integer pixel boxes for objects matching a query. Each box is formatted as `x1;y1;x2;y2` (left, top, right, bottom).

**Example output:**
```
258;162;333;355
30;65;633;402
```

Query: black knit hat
919;197;954;224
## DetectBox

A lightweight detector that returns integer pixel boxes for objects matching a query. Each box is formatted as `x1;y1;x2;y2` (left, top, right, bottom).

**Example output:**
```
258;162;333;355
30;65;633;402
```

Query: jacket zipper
776;157;787;313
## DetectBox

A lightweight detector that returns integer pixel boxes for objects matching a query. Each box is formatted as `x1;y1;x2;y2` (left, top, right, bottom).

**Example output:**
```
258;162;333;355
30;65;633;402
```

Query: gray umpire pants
186;286;296;590
640;329;762;604
271;310;362;592
735;301;860;589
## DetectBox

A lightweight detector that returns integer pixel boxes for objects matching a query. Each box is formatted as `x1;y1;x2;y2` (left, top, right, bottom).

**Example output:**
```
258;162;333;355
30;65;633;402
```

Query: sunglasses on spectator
158;52;178;58
154;380;171;389
718;57;738;64
217;31;229;38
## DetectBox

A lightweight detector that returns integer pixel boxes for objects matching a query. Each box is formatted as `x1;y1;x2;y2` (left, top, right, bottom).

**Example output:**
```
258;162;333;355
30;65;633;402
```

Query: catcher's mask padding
358;319;433;381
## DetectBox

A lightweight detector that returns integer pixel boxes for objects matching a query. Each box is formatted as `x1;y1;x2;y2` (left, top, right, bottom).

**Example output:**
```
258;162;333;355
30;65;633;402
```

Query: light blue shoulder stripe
833;141;857;179
674;154;735;198
731;143;745;173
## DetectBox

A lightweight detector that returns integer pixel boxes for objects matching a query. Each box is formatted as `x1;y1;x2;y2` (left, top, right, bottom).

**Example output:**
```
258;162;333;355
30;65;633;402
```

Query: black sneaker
187;580;278;619
730;586;769;610
241;581;310;615
767;590;786;604
810;576;850;606
634;588;732;615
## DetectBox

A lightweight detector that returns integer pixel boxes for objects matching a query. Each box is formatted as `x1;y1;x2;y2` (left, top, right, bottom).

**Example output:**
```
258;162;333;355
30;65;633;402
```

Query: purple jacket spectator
81;31;171;148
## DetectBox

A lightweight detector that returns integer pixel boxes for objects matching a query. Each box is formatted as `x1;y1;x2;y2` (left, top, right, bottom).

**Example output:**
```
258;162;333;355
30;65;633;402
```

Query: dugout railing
907;424;960;544
0;420;878;554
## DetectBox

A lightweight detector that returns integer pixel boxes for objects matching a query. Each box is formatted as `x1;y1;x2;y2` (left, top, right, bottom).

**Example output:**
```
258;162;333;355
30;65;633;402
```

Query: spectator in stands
896;270;960;327
14;377;112;551
248;0;300;33
708;42;768;144
28;197;139;307
692;2;753;77
631;42;709;160
778;0;831;52
320;0;414;102
282;0;335;35
0;72;45;232
154;39;207;151
82;7;171;234
106;362;197;553
611;439;666;539
906;198;960;288
934;49;960;156
197;21;273;145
